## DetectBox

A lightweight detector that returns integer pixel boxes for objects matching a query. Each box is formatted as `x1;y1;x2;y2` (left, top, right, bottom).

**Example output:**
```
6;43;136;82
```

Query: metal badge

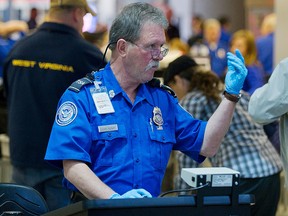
153;107;164;127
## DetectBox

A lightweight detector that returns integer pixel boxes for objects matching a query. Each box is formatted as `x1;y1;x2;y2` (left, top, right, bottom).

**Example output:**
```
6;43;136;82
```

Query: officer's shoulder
147;78;177;98
68;70;102;93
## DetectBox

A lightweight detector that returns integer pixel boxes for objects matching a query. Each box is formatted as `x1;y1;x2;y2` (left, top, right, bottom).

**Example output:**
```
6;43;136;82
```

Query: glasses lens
151;47;169;58
161;47;168;57
128;40;169;58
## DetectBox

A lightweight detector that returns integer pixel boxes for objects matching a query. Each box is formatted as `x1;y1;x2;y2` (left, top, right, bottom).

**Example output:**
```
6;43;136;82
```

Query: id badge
90;85;115;114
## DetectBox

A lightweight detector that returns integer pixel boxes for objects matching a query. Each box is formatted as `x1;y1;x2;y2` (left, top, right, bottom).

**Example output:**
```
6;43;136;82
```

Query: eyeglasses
127;41;169;58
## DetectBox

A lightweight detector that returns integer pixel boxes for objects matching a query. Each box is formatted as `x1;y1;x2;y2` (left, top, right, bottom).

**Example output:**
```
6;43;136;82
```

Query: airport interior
1;0;288;215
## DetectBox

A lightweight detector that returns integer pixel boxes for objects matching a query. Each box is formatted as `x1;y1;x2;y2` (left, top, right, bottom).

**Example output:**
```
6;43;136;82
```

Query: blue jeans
12;166;71;211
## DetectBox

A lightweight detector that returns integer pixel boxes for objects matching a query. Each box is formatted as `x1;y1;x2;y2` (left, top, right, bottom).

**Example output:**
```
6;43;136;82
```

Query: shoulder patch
147;78;177;98
55;101;78;126
68;75;94;93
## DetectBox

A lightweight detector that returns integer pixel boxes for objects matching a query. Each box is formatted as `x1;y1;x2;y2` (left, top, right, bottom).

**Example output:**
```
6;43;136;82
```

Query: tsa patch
56;101;78;126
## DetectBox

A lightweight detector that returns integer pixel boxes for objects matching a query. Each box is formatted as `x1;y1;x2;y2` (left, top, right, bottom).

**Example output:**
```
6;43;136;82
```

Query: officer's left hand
109;189;152;199
225;49;248;95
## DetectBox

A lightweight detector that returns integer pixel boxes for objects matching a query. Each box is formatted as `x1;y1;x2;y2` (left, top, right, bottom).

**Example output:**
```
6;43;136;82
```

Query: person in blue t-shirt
0;20;28;83
218;15;232;44
256;13;276;80
0;20;27;134
203;19;229;78
230;29;265;95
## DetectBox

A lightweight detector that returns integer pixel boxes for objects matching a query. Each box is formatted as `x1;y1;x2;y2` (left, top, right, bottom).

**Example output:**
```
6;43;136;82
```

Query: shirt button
107;133;112;137
136;158;140;163
162;136;165;141
133;133;137;137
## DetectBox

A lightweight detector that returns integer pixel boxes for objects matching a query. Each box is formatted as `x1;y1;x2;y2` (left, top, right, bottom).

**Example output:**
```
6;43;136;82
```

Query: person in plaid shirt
163;55;282;216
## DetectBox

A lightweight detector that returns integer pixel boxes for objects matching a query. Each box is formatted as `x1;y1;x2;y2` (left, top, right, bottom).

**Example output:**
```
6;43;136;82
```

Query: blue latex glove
109;189;152;199
225;49;248;95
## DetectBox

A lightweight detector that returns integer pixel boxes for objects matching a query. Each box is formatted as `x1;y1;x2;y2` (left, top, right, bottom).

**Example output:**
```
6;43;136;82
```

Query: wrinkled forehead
137;22;167;43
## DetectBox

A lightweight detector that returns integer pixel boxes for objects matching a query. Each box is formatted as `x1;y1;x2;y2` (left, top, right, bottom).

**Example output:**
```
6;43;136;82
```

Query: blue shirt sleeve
173;102;207;163
45;87;94;168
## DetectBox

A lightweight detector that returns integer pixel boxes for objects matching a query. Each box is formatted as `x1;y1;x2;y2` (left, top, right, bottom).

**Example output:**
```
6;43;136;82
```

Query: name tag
92;92;115;114
98;124;118;133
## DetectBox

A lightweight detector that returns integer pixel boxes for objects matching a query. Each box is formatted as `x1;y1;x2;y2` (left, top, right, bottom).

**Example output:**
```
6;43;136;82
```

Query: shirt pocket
92;124;127;167
148;122;176;170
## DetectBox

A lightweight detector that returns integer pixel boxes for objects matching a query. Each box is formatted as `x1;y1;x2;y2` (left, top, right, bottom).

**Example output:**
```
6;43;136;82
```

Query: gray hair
109;2;168;50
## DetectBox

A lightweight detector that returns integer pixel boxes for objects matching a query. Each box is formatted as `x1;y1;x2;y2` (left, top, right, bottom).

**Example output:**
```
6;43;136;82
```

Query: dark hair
163;55;198;85
189;69;223;103
218;16;230;26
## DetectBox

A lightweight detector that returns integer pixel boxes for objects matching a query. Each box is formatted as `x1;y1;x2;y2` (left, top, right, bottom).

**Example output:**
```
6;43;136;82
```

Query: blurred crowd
0;5;276;89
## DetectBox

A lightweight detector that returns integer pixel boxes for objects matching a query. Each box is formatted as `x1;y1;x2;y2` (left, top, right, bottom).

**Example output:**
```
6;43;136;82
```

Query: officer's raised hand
225;49;248;95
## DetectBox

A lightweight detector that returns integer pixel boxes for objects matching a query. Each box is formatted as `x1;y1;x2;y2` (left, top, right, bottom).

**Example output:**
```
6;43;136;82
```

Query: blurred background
0;0;287;65
1;0;288;215
0;0;261;37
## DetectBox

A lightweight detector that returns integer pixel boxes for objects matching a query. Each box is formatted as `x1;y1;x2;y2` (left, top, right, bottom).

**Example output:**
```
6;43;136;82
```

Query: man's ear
116;39;129;57
73;8;87;30
72;7;83;23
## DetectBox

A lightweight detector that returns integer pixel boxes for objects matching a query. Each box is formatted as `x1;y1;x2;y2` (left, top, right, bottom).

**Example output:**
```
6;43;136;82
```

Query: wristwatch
223;91;241;103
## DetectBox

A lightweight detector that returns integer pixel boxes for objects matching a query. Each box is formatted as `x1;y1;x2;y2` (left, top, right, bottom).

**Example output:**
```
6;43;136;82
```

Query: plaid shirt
175;90;282;190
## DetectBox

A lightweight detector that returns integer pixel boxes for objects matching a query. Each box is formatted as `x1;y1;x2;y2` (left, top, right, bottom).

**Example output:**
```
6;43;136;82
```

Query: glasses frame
127;40;169;58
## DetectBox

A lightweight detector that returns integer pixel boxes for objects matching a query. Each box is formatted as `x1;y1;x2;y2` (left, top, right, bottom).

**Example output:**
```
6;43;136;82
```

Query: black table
43;194;255;216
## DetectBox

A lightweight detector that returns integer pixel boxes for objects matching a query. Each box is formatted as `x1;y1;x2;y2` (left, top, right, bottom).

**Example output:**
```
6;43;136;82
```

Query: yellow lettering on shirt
11;59;74;73
38;62;74;72
12;59;37;68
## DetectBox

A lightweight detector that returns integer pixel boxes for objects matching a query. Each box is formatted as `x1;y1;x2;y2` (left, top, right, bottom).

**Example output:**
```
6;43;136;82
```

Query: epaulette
68;73;95;93
147;78;177;98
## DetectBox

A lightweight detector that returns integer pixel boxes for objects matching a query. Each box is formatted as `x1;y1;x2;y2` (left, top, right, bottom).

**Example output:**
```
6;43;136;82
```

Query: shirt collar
101;63;154;106
136;82;154;106
38;22;81;38
100;63;122;97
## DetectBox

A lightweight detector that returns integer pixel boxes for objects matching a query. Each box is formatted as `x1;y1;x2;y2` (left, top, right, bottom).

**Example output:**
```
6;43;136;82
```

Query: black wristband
223;91;241;103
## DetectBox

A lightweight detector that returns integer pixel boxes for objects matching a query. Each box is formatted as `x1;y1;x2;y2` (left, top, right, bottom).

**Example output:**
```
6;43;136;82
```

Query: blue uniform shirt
256;33;274;76
45;63;207;197
242;64;265;95
206;40;229;77
0;37;18;79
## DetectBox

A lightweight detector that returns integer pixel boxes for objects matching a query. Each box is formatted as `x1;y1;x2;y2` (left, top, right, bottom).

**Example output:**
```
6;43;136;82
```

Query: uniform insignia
56;101;78;126
153;106;164;127
217;48;226;59
68;75;94;93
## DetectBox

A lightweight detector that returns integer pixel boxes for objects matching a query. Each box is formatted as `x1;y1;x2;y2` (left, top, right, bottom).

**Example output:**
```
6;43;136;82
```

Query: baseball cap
50;0;96;16
163;55;198;85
